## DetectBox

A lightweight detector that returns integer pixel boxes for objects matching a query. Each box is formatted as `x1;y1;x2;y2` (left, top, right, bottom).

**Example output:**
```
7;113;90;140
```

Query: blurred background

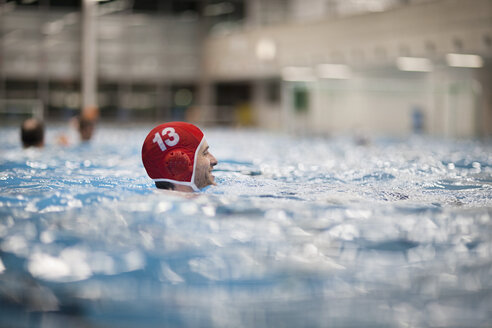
0;0;491;138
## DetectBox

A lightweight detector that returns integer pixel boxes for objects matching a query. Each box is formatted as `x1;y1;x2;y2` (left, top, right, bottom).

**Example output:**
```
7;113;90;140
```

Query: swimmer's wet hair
78;116;95;131
155;181;175;190
21;118;44;148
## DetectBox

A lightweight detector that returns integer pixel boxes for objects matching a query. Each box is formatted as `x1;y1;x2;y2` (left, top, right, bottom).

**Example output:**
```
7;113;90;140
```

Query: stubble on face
194;140;217;189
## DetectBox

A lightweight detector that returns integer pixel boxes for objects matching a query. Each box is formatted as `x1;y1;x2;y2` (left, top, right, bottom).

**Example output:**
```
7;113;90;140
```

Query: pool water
1;125;491;327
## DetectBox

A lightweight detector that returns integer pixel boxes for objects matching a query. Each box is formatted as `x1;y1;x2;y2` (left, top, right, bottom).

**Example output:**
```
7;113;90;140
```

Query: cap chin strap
153;178;199;192
153;137;204;192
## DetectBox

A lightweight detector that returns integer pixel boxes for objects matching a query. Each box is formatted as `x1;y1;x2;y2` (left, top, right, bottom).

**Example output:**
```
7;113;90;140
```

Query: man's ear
164;149;192;180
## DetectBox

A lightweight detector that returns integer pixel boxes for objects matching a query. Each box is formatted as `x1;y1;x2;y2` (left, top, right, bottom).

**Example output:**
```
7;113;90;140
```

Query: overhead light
316;64;352;79
396;57;432;72
204;2;234;16
256;38;276;61
63;13;79;25
282;67;316;82
42;21;64;35
446;53;483;68
99;25;122;39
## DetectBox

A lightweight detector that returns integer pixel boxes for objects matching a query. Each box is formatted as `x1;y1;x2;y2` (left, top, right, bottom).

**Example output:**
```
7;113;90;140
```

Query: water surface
1;125;491;327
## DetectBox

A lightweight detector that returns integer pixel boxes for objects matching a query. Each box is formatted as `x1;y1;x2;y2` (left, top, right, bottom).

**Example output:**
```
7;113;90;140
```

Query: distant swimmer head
141;122;217;192
78;116;95;142
21;118;44;148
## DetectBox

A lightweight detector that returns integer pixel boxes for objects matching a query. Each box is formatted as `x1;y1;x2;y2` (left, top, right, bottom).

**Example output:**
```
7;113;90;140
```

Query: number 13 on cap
153;127;180;151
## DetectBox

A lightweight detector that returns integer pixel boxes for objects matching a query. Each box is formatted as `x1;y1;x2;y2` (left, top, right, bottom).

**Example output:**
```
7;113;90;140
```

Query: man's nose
210;154;218;166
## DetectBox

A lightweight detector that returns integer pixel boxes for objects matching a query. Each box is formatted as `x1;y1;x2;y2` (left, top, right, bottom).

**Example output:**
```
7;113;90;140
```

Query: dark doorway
215;82;251;125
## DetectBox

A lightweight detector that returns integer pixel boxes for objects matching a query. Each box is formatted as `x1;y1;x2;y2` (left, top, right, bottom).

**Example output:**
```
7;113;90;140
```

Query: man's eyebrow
203;146;209;152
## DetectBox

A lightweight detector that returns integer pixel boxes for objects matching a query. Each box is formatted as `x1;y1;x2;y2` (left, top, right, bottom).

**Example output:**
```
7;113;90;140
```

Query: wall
204;0;492;137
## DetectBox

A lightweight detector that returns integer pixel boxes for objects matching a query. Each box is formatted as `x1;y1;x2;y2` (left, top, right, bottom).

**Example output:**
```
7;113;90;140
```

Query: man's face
194;140;218;189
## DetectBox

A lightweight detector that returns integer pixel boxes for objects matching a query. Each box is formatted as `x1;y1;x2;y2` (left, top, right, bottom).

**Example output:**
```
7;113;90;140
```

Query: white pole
81;0;98;117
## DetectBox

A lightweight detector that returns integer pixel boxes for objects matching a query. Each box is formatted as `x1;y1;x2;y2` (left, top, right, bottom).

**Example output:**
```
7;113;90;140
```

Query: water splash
0;126;491;327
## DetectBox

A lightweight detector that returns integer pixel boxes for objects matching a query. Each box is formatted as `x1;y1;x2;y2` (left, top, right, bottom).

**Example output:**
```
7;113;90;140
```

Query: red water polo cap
142;122;204;191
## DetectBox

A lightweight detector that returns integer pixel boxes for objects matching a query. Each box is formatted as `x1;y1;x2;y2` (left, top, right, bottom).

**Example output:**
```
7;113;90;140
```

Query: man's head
78;116;95;142
142;122;217;192
21;118;44;148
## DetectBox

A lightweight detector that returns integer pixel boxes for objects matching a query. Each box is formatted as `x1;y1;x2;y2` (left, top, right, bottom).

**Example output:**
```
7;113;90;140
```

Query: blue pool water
1;125;491;327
